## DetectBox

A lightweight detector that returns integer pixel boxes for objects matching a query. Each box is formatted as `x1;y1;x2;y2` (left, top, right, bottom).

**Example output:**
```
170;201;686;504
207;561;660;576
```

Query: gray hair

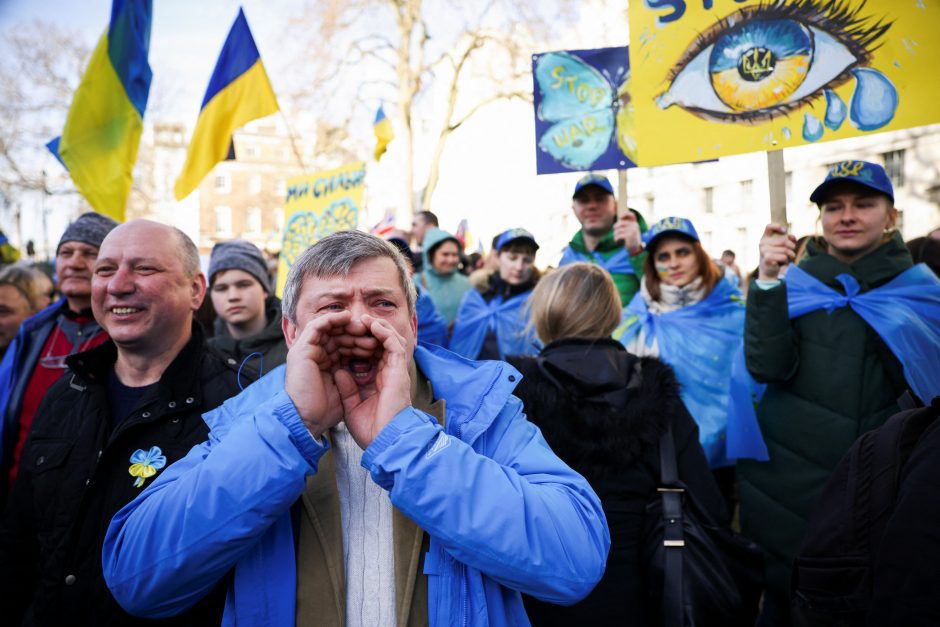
171;227;201;278
282;230;417;324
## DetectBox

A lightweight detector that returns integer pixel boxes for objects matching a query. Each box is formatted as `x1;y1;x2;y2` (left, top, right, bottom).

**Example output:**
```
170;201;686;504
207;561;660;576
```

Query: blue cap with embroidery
573;173;614;198
810;160;894;204
494;227;539;252
642;217;700;248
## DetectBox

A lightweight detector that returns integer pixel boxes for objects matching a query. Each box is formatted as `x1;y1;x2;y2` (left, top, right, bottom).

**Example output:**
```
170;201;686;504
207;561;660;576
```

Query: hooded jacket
102;344;610;626
209;295;288;374
509;338;728;625
738;232;912;605
417;228;471;325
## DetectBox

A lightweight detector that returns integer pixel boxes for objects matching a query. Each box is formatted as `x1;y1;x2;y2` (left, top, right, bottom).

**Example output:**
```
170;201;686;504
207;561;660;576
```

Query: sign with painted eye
629;0;940;166
531;46;638;174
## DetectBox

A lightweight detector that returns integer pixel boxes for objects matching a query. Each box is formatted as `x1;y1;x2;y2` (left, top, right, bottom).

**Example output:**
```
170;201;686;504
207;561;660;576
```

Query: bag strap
659;425;685;627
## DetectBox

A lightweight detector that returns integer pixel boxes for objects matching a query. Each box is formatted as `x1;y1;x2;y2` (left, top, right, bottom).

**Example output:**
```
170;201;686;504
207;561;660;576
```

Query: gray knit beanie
208;240;271;293
57;212;119;254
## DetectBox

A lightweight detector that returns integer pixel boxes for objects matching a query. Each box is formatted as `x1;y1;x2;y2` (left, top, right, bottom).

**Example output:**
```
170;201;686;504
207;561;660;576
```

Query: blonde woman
508;262;727;626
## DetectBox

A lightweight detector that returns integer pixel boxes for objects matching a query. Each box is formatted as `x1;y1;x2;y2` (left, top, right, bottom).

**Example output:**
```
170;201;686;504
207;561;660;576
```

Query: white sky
0;0;634;261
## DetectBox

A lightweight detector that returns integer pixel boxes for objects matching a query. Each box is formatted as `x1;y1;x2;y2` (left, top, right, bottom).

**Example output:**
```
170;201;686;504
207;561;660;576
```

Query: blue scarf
727;263;940;461
615;279;745;468
559;245;635;275
448;289;539;360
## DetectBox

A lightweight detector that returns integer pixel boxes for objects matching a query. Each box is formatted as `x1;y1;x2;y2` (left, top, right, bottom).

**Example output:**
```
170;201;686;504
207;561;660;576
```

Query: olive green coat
738;233;912;604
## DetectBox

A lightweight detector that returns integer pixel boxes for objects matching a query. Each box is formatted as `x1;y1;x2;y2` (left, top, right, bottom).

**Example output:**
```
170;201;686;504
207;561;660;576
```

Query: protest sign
275;162;364;296
629;0;940;166
532;46;637;174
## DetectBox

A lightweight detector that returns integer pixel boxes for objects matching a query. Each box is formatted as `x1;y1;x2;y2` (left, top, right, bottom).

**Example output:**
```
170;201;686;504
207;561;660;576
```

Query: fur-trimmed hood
509;338;684;480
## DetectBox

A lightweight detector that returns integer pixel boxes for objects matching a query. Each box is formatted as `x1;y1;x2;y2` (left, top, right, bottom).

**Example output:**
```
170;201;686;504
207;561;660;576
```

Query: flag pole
617;168;629;217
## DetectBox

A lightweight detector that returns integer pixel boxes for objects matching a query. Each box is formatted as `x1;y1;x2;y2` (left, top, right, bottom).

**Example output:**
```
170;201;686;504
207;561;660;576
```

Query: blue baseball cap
642;217;700;248
810;160;894;204
494;228;539;252
573;173;614;198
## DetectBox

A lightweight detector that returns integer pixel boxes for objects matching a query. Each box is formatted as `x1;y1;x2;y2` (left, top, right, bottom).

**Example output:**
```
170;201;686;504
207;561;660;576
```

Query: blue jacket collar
203;344;523;446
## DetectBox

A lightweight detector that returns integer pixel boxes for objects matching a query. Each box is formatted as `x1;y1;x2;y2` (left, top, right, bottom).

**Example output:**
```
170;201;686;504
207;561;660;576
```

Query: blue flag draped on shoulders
449;290;539;360
559;246;635;276
727;263;940;461
48;0;152;222
614;279;745;467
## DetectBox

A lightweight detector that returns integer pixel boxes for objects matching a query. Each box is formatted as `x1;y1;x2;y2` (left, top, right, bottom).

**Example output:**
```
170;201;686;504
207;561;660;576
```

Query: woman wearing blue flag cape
732;160;940;623
449;228;540;360
614;216;744;477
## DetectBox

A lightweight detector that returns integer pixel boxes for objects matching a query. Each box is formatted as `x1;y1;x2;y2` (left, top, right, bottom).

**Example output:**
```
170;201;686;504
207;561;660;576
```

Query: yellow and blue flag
174;9;279;200
49;0;152;222
373;104;394;161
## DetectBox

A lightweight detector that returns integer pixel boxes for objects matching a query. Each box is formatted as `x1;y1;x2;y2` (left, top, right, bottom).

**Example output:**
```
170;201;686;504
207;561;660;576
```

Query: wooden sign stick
767;148;787;226
617;168;629;217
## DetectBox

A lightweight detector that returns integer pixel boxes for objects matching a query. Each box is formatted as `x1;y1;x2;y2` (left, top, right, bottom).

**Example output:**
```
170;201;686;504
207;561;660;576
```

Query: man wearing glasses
0;212;117;504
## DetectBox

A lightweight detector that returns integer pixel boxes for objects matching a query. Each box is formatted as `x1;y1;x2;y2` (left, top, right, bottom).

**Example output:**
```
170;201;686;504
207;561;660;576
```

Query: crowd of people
0;159;937;626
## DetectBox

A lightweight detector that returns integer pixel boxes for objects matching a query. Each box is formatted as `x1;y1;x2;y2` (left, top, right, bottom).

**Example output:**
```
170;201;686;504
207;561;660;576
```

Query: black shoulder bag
643;426;763;627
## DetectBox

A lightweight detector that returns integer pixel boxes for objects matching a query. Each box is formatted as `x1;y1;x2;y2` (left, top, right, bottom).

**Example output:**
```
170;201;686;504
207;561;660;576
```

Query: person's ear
282;316;298;348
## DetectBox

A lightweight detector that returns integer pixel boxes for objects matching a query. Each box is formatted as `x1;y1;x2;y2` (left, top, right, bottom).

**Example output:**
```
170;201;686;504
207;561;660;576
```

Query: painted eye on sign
629;0;939;166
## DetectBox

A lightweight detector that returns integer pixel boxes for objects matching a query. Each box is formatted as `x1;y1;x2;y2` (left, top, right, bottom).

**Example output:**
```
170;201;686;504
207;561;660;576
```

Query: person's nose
106;265;134;295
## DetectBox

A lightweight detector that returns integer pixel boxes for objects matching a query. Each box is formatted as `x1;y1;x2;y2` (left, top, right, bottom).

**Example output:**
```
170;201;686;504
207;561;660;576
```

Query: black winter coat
0;322;252;626
508;338;727;626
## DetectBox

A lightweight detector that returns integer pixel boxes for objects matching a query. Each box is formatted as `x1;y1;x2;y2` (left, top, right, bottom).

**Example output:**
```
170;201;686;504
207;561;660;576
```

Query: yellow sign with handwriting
275;162;364;296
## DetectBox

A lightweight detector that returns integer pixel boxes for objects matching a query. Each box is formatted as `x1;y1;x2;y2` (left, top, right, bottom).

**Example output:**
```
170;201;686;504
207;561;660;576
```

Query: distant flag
370;210;396;237
373;104;394;161
174;9;279;200
47;0;153;222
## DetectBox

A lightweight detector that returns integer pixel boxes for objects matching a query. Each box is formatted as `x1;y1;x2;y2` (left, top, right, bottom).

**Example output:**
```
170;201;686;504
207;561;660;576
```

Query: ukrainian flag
174;9;279;200
53;0;152;222
374;105;394;161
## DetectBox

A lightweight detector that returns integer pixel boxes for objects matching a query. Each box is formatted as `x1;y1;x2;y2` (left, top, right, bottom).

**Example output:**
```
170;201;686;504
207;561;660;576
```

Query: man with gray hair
102;230;609;626
0;211;118;505
0;220;251;625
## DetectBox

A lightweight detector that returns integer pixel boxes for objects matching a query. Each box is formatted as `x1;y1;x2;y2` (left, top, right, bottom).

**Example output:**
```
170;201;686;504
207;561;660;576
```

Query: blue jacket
103;343;610;626
0;299;65;474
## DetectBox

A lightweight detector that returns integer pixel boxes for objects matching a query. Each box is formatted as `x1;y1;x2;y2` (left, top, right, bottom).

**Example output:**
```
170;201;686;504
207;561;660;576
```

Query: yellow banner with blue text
276;162;365;296
628;0;940;166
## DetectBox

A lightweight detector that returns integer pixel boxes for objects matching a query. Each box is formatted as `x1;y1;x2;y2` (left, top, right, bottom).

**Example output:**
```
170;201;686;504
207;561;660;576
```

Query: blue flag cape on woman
615;279;745;468
727;263;940;461
448;290;538;360
559;246;635;275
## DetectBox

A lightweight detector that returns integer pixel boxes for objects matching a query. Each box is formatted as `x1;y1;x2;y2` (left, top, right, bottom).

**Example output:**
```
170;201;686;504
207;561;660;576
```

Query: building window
882;149;905;188
244;144;259;158
214;174;230;193
645;194;655;219
274;208;285;233
740;179;753;207
246;207;262;234
704;187;714;213
276;177;287;197
215;206;232;236
248;175;262;195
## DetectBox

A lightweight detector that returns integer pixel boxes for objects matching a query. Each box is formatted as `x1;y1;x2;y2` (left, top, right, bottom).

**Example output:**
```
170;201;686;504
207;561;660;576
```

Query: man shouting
103;230;609;626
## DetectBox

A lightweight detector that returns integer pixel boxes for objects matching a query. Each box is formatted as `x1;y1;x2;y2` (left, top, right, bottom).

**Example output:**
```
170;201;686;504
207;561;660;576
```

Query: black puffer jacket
0;322;252;626
509;338;727;626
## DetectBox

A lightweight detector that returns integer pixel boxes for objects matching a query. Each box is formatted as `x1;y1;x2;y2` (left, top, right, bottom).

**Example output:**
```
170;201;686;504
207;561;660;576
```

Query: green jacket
565;211;648;306
737;232;912;604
